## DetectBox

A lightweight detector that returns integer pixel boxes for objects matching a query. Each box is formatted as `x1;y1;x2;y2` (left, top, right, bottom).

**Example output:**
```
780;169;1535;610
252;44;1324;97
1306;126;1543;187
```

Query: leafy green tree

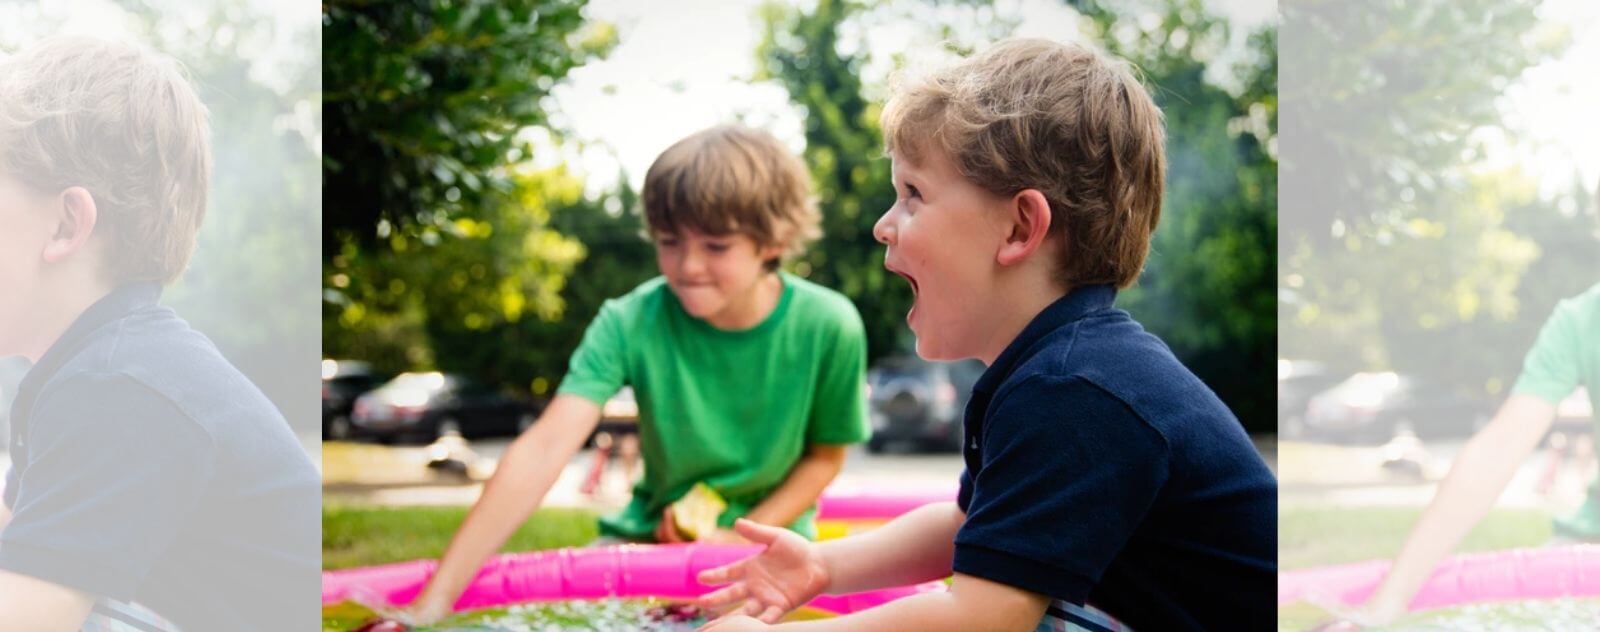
321;0;619;391
1277;0;1575;395
322;0;611;250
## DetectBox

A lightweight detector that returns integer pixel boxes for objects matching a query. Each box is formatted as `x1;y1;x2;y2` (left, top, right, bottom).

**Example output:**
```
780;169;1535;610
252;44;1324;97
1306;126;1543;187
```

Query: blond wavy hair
882;38;1166;289
0;36;211;285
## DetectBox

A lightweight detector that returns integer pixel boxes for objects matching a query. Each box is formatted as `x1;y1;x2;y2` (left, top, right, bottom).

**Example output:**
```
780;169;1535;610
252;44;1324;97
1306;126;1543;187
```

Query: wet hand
695;519;829;624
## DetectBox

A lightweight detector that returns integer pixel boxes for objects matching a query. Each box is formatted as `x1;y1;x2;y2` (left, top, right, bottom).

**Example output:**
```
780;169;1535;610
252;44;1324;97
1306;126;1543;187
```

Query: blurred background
318;0;1278;571
0;0;319;445
1278;0;1599;627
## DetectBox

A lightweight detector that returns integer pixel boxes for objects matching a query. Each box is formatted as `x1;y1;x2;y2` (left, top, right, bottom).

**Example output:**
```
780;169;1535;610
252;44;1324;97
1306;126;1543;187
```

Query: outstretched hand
695;519;830;624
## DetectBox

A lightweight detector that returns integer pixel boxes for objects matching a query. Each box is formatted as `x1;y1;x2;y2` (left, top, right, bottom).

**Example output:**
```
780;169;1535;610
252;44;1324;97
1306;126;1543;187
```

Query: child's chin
912;338;946;361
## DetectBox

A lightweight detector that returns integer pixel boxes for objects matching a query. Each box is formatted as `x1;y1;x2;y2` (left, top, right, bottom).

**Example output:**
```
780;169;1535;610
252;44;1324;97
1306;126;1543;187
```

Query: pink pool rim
323;487;958;615
321;543;946;615
1278;545;1600;610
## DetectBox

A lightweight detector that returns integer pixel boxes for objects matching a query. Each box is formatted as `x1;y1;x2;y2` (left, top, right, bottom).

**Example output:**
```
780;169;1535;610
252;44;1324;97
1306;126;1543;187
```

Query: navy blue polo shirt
953;284;1276;630
1;283;320;631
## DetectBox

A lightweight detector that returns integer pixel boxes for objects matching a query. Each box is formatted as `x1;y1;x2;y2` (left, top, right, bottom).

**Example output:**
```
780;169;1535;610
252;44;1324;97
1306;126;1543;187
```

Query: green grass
1279;505;1552;571
322;505;600;570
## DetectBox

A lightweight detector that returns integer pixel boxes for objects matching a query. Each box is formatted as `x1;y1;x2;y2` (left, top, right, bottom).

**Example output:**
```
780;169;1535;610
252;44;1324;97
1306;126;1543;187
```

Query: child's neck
18;273;115;363
703;271;784;331
975;272;1070;366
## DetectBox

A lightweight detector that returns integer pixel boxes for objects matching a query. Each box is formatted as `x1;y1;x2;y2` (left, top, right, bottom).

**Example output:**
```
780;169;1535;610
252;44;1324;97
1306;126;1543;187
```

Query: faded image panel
0;1;320;631
1279;0;1600;629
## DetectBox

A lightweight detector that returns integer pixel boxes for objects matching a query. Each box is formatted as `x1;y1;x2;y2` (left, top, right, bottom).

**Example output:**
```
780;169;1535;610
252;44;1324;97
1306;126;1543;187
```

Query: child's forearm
777;572;1048;632
1365;394;1556;618
743;444;848;528
414;396;600;615
816;501;964;594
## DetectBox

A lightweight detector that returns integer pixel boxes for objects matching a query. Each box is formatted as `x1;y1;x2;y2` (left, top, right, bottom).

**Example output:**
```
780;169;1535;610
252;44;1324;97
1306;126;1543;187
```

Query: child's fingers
696;582;748;608
731;518;785;545
756;604;784;624
658;508;686;543
697;560;745;585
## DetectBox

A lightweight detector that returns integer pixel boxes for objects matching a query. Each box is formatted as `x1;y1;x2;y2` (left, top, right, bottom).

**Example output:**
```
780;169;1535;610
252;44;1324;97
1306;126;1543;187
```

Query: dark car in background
1278;359;1345;438
322;359;388;439
1303;371;1491;442
866;356;986;453
350;372;539;442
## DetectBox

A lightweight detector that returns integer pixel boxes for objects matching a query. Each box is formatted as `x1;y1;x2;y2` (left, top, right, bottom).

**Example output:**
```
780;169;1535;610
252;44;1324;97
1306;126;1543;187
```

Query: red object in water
352;618;408;632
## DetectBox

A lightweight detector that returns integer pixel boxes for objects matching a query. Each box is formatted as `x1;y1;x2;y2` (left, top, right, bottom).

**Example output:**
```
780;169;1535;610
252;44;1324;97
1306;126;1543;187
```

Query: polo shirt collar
973;284;1117;395
18;282;163;395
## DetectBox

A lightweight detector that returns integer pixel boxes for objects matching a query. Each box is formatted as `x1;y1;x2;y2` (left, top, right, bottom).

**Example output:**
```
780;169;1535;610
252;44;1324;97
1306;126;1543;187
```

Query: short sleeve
953;376;1169;604
1512;299;1581;405
0;373;215;599
804;307;871;445
556;299;629;405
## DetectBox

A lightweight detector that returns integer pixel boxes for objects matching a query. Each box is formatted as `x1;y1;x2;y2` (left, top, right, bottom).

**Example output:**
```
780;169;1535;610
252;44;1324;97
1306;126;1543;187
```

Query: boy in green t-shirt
405;124;871;623
1327;282;1599;627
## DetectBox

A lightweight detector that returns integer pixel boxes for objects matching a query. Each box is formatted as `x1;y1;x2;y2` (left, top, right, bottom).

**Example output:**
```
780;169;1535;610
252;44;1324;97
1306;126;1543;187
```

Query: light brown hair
0;36;211;285
642;124;819;271
881;38;1166;289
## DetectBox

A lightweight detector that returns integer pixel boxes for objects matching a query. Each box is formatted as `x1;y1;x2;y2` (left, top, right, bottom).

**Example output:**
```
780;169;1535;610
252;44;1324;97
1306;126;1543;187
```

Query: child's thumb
732;518;784;544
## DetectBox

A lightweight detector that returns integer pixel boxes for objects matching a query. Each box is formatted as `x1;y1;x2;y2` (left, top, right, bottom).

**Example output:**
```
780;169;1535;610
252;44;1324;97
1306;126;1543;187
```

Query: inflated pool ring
323;543;947;615
815;487;955;521
1278;545;1600;610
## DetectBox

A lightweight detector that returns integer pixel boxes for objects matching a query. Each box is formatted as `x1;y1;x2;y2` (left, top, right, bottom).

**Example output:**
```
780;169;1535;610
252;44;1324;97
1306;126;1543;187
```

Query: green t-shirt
1512;282;1599;413
557;272;871;541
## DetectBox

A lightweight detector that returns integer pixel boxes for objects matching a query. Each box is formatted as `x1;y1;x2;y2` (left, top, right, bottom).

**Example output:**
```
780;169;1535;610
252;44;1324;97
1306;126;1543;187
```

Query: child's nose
680;248;707;276
871;208;896;245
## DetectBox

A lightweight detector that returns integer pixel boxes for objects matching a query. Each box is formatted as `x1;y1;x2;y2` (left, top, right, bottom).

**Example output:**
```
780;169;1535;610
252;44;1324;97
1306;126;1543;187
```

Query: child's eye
656;237;679;248
905;184;922;200
705;242;731;253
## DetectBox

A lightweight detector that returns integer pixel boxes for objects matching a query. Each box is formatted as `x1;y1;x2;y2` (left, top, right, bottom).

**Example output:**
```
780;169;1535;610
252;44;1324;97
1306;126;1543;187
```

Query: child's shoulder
780;272;865;333
596;276;674;317
1008;312;1227;424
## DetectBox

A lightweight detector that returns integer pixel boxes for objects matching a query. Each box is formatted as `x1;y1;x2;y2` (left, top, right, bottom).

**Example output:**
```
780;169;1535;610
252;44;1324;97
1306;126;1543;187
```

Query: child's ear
996;189;1052;267
41;187;99;264
759;242;786;266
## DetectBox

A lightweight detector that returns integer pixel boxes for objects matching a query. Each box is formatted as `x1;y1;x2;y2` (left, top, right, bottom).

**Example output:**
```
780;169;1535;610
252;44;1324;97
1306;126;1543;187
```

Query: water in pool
1279;597;1600;631
325;598;832;631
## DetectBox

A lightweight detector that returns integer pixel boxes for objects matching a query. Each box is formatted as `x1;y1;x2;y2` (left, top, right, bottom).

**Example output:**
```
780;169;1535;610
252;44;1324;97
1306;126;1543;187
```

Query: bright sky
1481;0;1600;201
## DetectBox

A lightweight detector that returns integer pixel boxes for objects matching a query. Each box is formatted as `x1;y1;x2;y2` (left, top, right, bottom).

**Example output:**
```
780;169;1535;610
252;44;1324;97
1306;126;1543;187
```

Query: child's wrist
816;542;839;595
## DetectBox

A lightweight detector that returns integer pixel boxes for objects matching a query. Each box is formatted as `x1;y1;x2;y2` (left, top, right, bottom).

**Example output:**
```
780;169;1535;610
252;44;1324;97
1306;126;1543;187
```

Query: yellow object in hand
670;482;727;541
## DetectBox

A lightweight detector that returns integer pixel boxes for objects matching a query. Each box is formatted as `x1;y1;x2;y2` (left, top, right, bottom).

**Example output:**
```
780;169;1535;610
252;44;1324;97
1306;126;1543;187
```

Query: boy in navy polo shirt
0;37;319;630
695;38;1276;631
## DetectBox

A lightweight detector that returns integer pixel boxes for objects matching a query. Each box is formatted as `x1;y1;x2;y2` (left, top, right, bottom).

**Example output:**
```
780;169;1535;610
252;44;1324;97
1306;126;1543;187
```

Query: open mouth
886;263;920;325
887;266;919;297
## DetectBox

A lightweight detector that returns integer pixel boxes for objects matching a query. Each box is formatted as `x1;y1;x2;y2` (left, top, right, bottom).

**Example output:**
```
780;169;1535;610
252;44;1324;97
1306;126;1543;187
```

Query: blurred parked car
321;359;388;439
1277;359;1345;438
866;356;986;453
351;372;539;442
1303;371;1491;442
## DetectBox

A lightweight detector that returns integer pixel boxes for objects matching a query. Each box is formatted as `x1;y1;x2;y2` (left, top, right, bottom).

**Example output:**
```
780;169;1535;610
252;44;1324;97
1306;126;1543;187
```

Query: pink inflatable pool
323;487;957;616
815;487;955;521
1278;545;1600;610
322;543;946;615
